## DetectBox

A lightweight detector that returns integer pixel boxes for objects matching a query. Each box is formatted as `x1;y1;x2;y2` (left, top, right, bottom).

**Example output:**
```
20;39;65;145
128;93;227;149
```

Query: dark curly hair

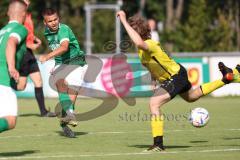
128;15;151;40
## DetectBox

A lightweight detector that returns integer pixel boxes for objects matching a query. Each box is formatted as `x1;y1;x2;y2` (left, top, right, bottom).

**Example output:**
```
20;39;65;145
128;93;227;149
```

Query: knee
6;117;17;129
33;79;43;88
56;79;68;92
149;98;165;109
150;101;161;108
17;83;26;91
150;94;170;109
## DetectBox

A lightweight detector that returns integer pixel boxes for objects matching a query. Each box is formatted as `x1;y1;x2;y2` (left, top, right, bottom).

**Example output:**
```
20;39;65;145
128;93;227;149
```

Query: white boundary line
0;148;239;159
0;128;239;139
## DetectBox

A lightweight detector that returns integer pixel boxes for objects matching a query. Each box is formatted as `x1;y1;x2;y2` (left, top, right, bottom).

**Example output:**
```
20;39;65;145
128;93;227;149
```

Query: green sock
0;118;9;132
60;121;66;128
58;92;74;112
233;69;240;83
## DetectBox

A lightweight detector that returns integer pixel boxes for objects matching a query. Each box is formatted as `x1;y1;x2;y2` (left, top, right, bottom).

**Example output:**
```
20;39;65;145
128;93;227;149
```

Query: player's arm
26;36;42;50
39;40;69;63
6;36;19;81
117;11;148;51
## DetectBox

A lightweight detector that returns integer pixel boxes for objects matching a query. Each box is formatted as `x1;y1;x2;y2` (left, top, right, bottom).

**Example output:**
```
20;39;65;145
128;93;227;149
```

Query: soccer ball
189;107;209;127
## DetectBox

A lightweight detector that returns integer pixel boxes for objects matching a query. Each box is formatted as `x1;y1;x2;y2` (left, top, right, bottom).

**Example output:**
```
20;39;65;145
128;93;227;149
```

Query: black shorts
19;49;40;77
159;64;192;99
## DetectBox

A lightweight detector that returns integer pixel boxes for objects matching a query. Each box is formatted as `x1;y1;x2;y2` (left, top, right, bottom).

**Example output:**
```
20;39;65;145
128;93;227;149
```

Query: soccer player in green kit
0;0;27;133
39;8;87;138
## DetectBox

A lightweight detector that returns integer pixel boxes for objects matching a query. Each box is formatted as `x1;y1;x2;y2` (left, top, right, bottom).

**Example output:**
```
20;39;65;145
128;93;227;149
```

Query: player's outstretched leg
218;62;234;83
200;62;234;96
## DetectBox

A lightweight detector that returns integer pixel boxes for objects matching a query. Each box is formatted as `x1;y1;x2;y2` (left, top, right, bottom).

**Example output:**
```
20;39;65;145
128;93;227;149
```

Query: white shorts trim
52;64;88;87
0;85;18;117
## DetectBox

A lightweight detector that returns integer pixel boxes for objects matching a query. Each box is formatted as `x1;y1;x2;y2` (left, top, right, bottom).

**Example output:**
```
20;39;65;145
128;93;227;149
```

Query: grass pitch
0;97;239;160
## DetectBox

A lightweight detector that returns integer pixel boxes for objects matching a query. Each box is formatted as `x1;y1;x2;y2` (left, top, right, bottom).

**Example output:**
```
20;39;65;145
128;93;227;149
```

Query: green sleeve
11;25;27;43
58;25;70;44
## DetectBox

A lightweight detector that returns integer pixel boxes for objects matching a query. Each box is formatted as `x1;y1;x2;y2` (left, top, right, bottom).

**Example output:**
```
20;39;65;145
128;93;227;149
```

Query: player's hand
34;36;42;46
39;55;48;63
117;10;126;22
151;80;157;91
32;37;42;50
31;43;41;50
8;67;19;82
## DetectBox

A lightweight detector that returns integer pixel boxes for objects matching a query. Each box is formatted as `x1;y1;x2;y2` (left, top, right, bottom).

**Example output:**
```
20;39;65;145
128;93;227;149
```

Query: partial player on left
0;0;27;133
10;0;56;117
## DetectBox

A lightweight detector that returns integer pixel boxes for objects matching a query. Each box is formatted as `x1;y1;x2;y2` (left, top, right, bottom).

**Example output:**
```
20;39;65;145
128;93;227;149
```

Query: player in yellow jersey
117;10;235;152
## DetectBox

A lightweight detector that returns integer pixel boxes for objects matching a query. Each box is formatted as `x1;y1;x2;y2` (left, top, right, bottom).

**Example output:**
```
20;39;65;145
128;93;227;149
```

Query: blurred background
0;0;240;54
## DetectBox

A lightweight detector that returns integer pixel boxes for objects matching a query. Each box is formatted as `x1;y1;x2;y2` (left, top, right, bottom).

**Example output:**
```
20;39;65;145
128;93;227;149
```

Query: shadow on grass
0;150;39;157
19;113;40;117
190;140;208;143
55;131;88;138
220;144;240;147
223;137;240;140
129;145;192;149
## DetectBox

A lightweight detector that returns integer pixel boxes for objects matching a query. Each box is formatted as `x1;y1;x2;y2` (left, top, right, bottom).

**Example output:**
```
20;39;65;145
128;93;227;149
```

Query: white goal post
84;2;122;54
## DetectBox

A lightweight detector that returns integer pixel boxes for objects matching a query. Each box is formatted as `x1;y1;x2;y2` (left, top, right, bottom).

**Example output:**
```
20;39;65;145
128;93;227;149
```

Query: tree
179;0;209;52
166;0;184;31
207;10;234;51
236;1;240;50
1;0;239;53
0;0;9;28
144;0;165;21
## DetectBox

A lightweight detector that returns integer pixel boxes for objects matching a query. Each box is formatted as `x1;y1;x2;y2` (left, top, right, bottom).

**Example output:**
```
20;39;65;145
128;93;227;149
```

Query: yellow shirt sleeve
145;39;159;55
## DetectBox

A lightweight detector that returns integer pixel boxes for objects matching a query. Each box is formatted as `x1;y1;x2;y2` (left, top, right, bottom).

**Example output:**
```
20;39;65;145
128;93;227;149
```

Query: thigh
19;50;31;77
52;64;87;95
149;87;171;115
19;49;40;76
66;65;88;87
4;116;17;129
0;85;18;117
180;86;203;101
27;51;40;75
17;76;28;90
29;71;42;86
150;87;171;106
161;65;192;99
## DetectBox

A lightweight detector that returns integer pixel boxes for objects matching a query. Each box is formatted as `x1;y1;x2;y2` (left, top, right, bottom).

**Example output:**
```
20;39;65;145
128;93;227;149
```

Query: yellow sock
151;115;164;137
233;68;240;83
201;80;225;95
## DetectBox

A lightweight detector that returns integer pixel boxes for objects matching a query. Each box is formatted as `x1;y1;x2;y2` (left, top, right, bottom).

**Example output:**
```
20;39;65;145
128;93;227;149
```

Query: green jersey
0;21;27;87
44;23;86;66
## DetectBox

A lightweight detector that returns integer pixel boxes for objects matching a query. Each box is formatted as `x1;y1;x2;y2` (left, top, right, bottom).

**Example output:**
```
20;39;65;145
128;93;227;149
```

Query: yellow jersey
138;39;180;82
